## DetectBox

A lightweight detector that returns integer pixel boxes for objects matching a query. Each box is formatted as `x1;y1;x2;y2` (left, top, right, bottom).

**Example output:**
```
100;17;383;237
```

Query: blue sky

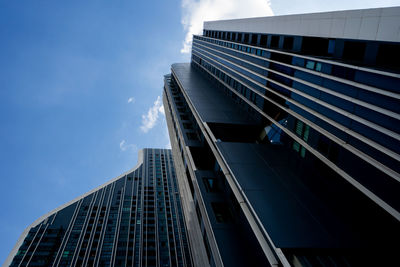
1;0;399;263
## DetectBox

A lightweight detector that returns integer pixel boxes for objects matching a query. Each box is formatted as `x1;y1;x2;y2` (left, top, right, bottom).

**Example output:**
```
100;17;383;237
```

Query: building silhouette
6;149;192;267
163;7;400;267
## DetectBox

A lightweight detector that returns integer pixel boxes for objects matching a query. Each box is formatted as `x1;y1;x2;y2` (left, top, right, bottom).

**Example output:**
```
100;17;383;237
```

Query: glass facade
7;149;192;267
163;8;400;267
190;32;400;211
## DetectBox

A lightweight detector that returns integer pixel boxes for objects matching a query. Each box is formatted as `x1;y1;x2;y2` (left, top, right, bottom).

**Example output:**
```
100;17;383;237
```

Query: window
261;50;269;58
328;39;335;54
305;60;322;72
342;41;366;62
203;177;219;192
187;132;199;141
376;43;400;70
180;114;189;121
292;120;310;158
301;37;330;56
237;33;242;42
244;33;249;43
249;90;256;104
292;57;305;67
260;34;268;46
315;62;322;72
270;35;279;48
211;202;232;223
251;34;258;45
305;60;315;70
283;36;294;50
331;65;355;80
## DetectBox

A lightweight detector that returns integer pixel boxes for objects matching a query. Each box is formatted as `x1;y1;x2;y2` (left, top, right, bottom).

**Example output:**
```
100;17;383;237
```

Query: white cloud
119;140;138;152
140;96;165;133
181;0;274;53
128;97;135;103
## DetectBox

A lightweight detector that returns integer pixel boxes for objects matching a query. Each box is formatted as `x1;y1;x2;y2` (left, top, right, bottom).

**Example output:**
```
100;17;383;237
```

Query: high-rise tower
6;149;192;267
163;7;400;267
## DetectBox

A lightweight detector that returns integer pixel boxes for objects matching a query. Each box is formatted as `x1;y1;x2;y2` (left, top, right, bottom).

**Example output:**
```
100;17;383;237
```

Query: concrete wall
204;6;400;42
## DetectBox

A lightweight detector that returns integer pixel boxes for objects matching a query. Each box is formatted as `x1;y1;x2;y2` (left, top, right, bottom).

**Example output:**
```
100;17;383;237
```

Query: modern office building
5;149;192;267
163;7;400;267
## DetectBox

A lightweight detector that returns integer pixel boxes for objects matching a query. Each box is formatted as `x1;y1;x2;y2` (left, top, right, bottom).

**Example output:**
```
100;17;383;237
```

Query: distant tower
163;7;400;267
6;149;192;267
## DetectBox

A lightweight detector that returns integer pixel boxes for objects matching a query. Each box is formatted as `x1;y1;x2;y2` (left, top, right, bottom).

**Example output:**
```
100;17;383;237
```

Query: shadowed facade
163;7;400;267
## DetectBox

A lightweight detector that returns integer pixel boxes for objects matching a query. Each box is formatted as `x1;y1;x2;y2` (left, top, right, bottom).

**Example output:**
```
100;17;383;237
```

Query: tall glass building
163;7;400;267
6;149;192;267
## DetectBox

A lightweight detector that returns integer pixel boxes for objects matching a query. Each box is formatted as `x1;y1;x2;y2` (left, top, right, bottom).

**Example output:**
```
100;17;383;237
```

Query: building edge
162;77;211;267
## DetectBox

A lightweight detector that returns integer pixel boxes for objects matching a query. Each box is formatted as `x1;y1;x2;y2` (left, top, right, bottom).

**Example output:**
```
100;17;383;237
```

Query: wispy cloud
128;97;135;103
119;140;137;152
181;0;274;53
140;96;165;133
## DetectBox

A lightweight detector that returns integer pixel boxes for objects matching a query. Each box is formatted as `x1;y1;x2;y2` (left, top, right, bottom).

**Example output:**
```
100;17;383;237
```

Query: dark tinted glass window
211;202;232;223
203;178;219;192
270;35;279;48
377;43;400;71
283;36;294;50
342;41;366;61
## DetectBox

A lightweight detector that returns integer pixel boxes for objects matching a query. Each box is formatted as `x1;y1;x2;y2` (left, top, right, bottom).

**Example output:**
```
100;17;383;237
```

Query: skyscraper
6;149;192;267
163;7;400;267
